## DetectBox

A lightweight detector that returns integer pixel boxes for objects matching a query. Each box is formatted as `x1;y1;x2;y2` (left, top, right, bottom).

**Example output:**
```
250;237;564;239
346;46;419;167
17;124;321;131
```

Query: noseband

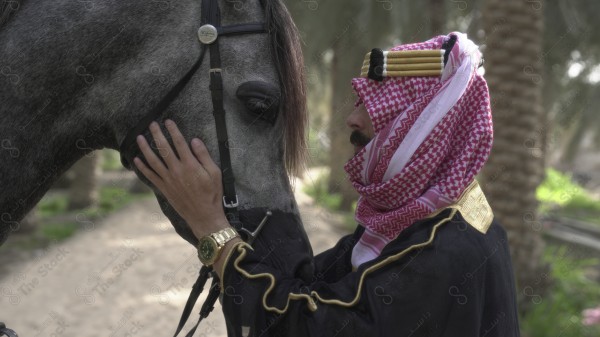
118;1;270;336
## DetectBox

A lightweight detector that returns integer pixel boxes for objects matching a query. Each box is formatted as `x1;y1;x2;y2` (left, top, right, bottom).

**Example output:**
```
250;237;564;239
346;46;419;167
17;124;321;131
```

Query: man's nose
346;107;363;130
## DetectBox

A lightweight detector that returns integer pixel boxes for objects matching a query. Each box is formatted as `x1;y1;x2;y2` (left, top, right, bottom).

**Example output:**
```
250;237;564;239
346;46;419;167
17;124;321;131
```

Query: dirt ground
0;176;351;337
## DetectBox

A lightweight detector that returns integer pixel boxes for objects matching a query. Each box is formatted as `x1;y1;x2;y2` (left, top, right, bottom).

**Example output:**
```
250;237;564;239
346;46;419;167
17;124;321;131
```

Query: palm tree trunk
480;0;548;315
67;152;101;210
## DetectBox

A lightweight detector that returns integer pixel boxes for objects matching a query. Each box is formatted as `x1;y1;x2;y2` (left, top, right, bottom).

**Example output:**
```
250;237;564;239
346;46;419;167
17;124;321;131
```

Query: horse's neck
0;0;183;244
0;120;91;243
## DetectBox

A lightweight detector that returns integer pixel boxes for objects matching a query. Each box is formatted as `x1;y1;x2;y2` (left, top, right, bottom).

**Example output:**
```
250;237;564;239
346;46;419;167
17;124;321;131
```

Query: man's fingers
164;119;194;162
149;121;177;167
191;138;222;178
133;156;164;188
136;135;169;177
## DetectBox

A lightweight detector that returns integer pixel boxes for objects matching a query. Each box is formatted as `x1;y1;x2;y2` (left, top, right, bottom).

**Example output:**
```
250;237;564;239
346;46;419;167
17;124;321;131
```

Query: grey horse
0;0;308;251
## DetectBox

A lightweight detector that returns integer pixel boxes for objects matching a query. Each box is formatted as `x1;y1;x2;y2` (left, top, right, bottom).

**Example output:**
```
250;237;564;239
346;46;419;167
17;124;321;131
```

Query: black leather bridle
118;0;270;336
119;0;267;225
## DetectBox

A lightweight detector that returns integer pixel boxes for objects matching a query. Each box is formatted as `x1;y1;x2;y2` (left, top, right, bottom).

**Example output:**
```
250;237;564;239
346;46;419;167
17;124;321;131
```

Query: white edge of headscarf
381;33;482;182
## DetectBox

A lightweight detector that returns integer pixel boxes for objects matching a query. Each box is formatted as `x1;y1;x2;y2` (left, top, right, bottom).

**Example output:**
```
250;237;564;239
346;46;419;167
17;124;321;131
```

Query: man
134;32;521;336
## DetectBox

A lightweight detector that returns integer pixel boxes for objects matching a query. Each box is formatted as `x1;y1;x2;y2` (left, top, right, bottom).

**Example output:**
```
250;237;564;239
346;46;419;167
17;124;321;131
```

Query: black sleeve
220;214;520;337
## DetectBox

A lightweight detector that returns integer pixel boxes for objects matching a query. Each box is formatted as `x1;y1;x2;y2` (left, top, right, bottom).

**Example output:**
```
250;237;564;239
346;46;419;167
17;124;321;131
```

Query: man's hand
133;119;230;239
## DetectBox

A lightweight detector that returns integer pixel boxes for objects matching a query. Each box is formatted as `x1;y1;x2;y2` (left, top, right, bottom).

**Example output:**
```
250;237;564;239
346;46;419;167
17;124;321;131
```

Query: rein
117;0;271;335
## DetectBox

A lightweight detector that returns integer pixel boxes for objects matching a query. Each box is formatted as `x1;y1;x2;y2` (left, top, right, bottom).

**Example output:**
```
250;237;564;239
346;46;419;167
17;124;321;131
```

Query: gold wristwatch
197;227;239;266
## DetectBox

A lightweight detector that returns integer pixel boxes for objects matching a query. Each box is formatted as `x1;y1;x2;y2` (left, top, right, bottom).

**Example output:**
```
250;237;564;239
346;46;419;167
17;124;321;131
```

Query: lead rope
0;323;18;337
172;0;257;335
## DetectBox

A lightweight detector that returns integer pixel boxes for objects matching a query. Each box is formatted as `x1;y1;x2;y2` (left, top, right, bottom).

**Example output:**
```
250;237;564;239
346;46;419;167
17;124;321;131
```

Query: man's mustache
350;131;372;147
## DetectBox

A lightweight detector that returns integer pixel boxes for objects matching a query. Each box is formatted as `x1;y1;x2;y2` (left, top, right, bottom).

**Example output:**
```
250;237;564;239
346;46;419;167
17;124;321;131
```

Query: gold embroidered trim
230;209;457;312
231;243;318;313
426;180;493;234
220;241;251;292
312;209;457;307
227;180;492;311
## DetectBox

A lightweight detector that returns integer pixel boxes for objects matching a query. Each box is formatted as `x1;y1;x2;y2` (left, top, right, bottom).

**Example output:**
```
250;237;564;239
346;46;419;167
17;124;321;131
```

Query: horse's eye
236;81;280;125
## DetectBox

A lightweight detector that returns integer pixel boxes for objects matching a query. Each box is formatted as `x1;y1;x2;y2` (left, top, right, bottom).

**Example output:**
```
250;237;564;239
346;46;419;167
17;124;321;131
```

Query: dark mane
0;1;22;29
263;0;307;177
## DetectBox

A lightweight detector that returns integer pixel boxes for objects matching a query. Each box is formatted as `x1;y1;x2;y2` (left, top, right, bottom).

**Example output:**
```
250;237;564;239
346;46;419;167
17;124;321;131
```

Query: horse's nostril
120;157;131;170
236;81;280;125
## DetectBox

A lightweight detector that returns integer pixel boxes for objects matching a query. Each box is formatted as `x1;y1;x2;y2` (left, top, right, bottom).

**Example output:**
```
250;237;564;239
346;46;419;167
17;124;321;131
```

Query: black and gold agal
197;227;239;266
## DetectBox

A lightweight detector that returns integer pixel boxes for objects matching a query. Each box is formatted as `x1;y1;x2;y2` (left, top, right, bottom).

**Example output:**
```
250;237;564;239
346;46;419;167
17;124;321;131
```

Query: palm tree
67;152;100;210
479;0;548;315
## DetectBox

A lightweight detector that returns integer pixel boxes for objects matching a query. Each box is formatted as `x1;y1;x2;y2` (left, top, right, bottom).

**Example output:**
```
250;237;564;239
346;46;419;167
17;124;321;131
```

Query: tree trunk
67;152;101;210
480;0;548;316
327;41;361;211
428;0;446;35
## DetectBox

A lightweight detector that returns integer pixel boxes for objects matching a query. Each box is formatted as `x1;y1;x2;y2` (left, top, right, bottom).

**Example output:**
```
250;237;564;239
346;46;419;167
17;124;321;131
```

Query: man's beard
350;130;372;148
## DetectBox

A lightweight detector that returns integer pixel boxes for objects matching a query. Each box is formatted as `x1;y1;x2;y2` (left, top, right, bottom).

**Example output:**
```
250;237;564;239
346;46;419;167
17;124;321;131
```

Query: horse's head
116;0;307;245
0;0;305;247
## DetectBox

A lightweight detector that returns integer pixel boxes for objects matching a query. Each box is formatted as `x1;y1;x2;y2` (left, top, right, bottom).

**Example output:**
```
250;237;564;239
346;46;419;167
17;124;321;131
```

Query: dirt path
0;176;351;337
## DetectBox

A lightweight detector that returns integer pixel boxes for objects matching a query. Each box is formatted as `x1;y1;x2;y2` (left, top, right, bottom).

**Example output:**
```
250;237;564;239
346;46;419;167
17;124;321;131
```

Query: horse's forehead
219;0;265;24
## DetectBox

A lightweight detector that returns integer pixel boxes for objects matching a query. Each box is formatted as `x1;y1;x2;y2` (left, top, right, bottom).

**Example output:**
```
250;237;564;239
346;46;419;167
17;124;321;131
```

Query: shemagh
345;32;493;268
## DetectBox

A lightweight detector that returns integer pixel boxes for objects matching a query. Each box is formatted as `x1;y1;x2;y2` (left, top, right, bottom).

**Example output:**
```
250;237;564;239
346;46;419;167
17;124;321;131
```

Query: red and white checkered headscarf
345;32;493;267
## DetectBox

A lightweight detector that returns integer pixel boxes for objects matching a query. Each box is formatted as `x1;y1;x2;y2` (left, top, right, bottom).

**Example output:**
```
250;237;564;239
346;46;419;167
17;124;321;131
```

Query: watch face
198;238;215;262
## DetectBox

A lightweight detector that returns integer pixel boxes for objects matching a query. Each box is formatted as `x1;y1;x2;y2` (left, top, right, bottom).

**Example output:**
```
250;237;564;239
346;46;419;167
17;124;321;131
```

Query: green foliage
306;127;330;167
101;149;123;171
537;168;600;224
38;194;69;218
303;170;358;232
41;222;78;241
35;186;146;243
521;246;600;337
537;168;588;206
303;171;342;210
99;186;135;212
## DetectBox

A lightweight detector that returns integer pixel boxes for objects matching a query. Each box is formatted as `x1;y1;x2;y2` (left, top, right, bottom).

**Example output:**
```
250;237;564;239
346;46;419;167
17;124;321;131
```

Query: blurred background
1;1;599;336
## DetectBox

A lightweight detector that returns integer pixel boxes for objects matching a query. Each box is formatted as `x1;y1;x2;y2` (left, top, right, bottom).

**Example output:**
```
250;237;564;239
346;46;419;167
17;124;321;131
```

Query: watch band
211;227;238;246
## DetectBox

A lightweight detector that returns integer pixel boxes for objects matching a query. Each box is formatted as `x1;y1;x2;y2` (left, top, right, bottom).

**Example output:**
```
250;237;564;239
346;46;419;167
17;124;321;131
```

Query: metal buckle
223;195;239;208
197;24;218;44
209;68;222;73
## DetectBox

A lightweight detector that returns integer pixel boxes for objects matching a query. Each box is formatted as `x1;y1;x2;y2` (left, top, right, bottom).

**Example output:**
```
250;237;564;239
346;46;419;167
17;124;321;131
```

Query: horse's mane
262;0;307;177
0;1;22;30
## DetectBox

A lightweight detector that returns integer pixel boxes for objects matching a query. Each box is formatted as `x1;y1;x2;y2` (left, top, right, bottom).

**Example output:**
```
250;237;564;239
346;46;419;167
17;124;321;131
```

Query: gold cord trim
363;56;443;66
230;209;456;312
361;49;445;78
312;209;457;307
220;241;252;292
231;243;318;313
227;180;492;311
361;63;442;73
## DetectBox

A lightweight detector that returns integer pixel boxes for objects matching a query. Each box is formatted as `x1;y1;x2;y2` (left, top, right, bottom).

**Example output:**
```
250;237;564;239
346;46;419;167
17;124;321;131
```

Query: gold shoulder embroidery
451;180;493;234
